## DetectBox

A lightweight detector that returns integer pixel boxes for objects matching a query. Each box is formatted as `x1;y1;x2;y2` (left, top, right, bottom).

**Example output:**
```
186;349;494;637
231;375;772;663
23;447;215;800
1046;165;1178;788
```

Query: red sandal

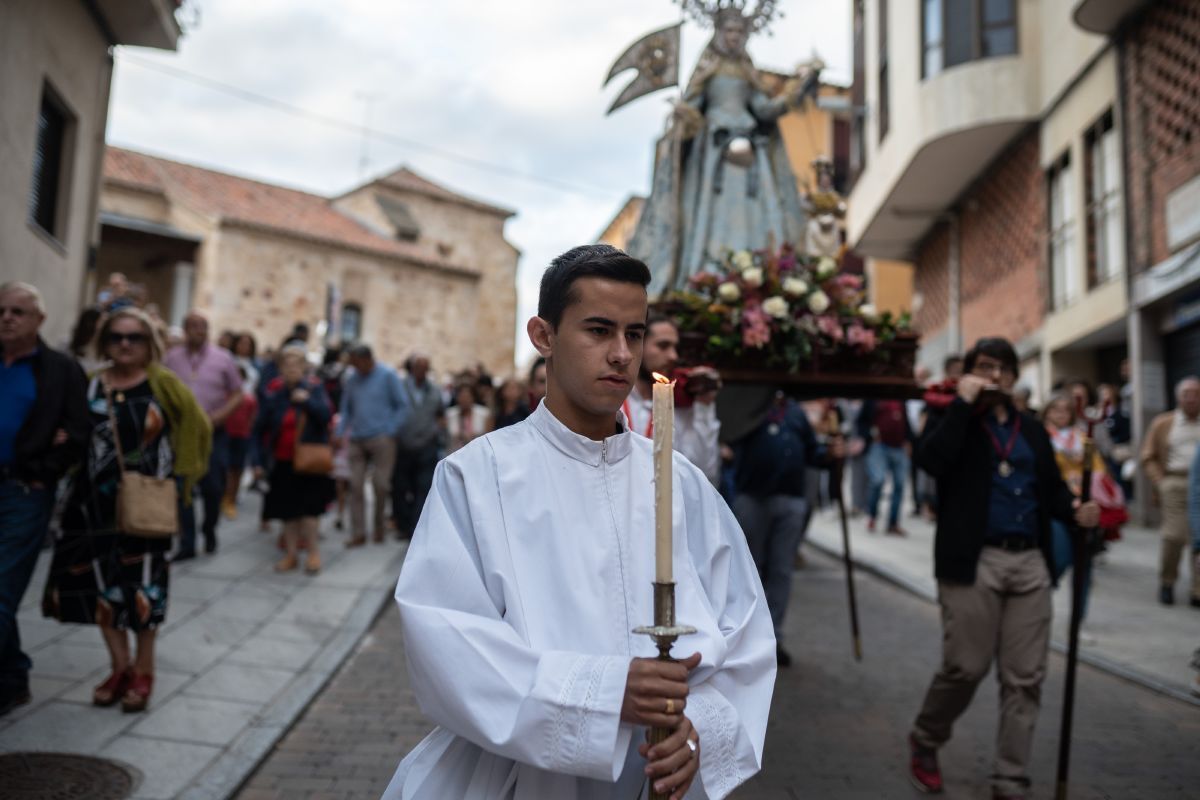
120;672;154;713
92;669;133;707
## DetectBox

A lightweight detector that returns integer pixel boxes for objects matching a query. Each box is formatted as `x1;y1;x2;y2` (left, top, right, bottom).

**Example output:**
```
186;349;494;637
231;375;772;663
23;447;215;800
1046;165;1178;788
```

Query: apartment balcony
95;0;182;50
1072;0;1153;35
848;56;1037;260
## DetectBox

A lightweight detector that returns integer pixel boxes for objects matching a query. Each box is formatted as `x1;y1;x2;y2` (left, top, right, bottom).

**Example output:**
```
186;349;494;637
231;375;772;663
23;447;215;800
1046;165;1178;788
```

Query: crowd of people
0;278;551;719
3;255;1199;798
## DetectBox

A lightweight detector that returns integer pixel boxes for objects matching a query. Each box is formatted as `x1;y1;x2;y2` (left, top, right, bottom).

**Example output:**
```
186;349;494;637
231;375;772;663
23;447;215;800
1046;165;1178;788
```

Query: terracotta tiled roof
101;148;481;275
376;167;516;217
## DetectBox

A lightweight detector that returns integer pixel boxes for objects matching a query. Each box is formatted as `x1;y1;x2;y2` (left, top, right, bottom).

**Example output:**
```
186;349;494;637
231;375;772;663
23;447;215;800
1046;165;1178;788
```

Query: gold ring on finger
665;698;674;714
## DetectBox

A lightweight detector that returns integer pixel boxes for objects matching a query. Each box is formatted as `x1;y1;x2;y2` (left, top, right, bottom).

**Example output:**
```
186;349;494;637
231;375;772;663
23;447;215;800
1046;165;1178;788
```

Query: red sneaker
909;735;943;793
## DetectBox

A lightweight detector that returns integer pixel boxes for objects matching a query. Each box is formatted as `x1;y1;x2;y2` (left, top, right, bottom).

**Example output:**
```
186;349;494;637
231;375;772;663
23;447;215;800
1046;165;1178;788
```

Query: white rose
742;268;764;288
783;277;809;297
763;296;790;319
859;303;880;324
808;290;831;314
732;250;753;271
816;257;838;279
717;282;741;303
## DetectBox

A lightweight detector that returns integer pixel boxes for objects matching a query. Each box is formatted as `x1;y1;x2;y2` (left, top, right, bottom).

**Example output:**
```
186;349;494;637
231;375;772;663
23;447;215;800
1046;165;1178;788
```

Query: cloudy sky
108;0;850;369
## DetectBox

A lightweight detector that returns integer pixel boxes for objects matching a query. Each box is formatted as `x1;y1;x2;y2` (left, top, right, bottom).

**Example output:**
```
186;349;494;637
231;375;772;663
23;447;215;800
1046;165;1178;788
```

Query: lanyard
620;398;654;438
983;413;1022;474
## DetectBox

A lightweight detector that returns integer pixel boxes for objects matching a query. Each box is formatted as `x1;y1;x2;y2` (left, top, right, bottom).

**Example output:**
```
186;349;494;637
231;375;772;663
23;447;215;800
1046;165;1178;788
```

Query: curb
805;537;1200;710
178;545;408;800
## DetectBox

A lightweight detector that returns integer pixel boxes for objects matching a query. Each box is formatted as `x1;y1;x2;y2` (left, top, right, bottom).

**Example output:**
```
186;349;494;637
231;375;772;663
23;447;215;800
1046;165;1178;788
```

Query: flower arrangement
657;243;913;374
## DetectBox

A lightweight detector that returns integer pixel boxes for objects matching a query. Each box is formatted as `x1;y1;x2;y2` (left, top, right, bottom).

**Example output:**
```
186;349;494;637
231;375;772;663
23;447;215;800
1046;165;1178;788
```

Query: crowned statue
802;154;847;260
606;0;821;294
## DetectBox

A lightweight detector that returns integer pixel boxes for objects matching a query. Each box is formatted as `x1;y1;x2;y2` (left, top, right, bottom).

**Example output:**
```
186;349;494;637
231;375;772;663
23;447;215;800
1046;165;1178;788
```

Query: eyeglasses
105;332;148;346
971;361;1012;378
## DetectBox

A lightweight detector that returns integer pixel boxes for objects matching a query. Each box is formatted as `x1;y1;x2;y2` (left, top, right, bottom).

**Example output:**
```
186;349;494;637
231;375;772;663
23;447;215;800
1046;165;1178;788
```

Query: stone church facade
98;147;519;375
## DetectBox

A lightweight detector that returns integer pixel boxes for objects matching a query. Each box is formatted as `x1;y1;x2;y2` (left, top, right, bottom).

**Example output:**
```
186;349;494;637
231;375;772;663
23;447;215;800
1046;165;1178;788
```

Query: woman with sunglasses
43;308;210;712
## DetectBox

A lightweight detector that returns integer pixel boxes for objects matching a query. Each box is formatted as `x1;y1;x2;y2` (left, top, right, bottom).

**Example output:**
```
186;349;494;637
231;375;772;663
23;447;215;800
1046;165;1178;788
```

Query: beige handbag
292;411;333;475
104;379;178;538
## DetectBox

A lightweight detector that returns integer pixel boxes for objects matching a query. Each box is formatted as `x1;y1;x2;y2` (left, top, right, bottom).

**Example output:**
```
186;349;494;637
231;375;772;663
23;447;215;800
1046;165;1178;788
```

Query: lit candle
652;372;674;583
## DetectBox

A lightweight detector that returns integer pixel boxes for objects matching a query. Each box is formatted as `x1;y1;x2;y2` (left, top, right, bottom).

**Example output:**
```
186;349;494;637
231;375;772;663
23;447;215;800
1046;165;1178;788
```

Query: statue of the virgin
626;1;818;294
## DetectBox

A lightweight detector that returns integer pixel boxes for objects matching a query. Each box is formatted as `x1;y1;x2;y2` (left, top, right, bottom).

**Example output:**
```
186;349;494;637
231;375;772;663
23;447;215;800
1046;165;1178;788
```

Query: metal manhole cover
0;752;135;800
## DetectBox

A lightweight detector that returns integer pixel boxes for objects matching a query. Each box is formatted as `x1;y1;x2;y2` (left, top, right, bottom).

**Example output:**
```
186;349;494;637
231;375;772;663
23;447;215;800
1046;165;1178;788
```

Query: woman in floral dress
43;308;210;712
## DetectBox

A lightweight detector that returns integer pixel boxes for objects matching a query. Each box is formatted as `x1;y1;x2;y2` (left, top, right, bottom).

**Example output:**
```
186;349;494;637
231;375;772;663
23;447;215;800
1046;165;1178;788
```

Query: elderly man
164;312;242;559
339;344;407;546
0;282;90;716
392;354;442;538
1140;376;1200;607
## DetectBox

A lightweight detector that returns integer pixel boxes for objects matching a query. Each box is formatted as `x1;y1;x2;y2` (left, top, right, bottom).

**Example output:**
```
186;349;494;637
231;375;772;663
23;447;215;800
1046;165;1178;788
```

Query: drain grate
0;752;135;800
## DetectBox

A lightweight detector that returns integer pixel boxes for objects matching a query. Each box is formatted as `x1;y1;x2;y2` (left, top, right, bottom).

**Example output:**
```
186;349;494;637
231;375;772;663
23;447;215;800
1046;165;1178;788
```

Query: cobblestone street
236;547;1200;799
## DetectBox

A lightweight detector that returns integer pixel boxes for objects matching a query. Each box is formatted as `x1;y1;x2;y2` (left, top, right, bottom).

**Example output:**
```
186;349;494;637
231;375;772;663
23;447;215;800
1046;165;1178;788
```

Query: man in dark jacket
907;337;1099;800
732;393;842;667
0;282;90;716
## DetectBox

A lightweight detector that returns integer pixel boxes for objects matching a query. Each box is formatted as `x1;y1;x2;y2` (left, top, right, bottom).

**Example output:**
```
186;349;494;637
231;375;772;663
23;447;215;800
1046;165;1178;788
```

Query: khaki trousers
348;435;396;540
912;547;1051;796
1156;476;1199;597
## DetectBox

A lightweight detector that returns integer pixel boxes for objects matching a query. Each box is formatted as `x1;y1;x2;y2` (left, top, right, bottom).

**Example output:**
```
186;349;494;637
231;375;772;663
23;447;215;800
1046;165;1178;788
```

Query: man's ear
526;316;554;358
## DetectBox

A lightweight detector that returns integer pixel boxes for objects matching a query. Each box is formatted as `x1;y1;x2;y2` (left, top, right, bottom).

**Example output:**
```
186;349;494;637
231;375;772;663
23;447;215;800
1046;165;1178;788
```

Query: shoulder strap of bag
101;374;128;476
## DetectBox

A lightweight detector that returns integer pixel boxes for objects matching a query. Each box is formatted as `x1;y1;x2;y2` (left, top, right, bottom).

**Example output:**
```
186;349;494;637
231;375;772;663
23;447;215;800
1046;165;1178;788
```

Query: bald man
1140;376;1200;606
164;312;242;559
0;282;90;716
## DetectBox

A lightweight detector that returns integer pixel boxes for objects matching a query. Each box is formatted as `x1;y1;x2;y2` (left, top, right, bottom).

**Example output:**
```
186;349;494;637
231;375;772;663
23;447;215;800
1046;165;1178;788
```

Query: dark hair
963;338;1018;376
537;244;651;328
942;353;963;372
646;311;677;333
528;355;546;383
1064;378;1096;406
69;306;103;357
347;343;372;360
233;331;257;360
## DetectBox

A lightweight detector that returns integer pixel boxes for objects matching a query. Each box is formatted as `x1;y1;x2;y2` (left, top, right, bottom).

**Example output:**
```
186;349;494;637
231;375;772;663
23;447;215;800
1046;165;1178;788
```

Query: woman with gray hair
252;346;334;574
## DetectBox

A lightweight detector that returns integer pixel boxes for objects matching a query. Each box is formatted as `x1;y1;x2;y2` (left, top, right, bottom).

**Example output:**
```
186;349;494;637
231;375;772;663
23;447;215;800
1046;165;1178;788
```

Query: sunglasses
105;332;149;346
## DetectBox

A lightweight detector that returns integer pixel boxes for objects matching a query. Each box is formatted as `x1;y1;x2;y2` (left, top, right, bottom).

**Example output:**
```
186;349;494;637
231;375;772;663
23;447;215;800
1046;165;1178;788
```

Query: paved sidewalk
0;494;406;800
804;502;1200;703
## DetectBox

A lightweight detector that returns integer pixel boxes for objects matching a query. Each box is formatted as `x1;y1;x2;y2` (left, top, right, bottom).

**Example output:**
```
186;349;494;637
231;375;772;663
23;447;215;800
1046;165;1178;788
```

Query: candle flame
652;372;671;385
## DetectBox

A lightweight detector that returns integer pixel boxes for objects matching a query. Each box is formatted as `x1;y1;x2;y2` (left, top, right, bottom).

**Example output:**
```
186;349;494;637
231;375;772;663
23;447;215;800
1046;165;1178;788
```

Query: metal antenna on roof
353;92;382;181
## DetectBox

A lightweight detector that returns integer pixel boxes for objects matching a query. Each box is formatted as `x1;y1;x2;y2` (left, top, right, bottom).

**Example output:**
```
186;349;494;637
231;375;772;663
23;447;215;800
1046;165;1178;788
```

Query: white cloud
108;0;849;372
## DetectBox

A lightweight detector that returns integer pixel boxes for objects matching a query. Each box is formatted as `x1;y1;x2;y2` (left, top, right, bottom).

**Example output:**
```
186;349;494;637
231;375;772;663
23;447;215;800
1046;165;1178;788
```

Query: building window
1084;111;1123;287
28;82;74;240
1048;153;1079;310
850;0;867;186
922;0;1017;79
341;303;362;343
878;0;890;142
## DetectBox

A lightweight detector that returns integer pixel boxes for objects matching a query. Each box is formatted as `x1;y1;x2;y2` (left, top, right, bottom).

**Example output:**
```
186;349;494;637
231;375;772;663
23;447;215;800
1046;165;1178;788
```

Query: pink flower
817;315;844;342
834;274;863;290
847;323;877;352
742;305;772;349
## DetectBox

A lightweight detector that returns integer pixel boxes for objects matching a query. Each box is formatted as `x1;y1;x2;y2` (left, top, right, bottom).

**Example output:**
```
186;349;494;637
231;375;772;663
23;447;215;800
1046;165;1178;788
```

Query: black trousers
391;441;439;535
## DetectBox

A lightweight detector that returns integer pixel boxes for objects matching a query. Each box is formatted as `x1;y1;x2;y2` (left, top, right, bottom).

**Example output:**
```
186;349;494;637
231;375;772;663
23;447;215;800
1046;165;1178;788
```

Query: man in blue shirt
907;337;1100;800
338;344;407;546
0;282;90;717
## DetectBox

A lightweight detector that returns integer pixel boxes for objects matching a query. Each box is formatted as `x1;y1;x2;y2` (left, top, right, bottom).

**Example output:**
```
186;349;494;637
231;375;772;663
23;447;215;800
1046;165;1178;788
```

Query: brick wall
1124;0;1200;272
914;223;949;336
912;129;1046;347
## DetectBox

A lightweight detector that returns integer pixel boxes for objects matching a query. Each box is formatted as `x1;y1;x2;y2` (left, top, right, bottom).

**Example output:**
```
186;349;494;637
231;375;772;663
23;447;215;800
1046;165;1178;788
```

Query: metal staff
1055;401;1099;799
826;413;863;661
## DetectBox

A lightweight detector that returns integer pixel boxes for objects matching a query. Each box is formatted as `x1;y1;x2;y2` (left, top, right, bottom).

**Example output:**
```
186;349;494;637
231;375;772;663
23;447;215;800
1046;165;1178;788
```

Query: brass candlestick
633;581;696;800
